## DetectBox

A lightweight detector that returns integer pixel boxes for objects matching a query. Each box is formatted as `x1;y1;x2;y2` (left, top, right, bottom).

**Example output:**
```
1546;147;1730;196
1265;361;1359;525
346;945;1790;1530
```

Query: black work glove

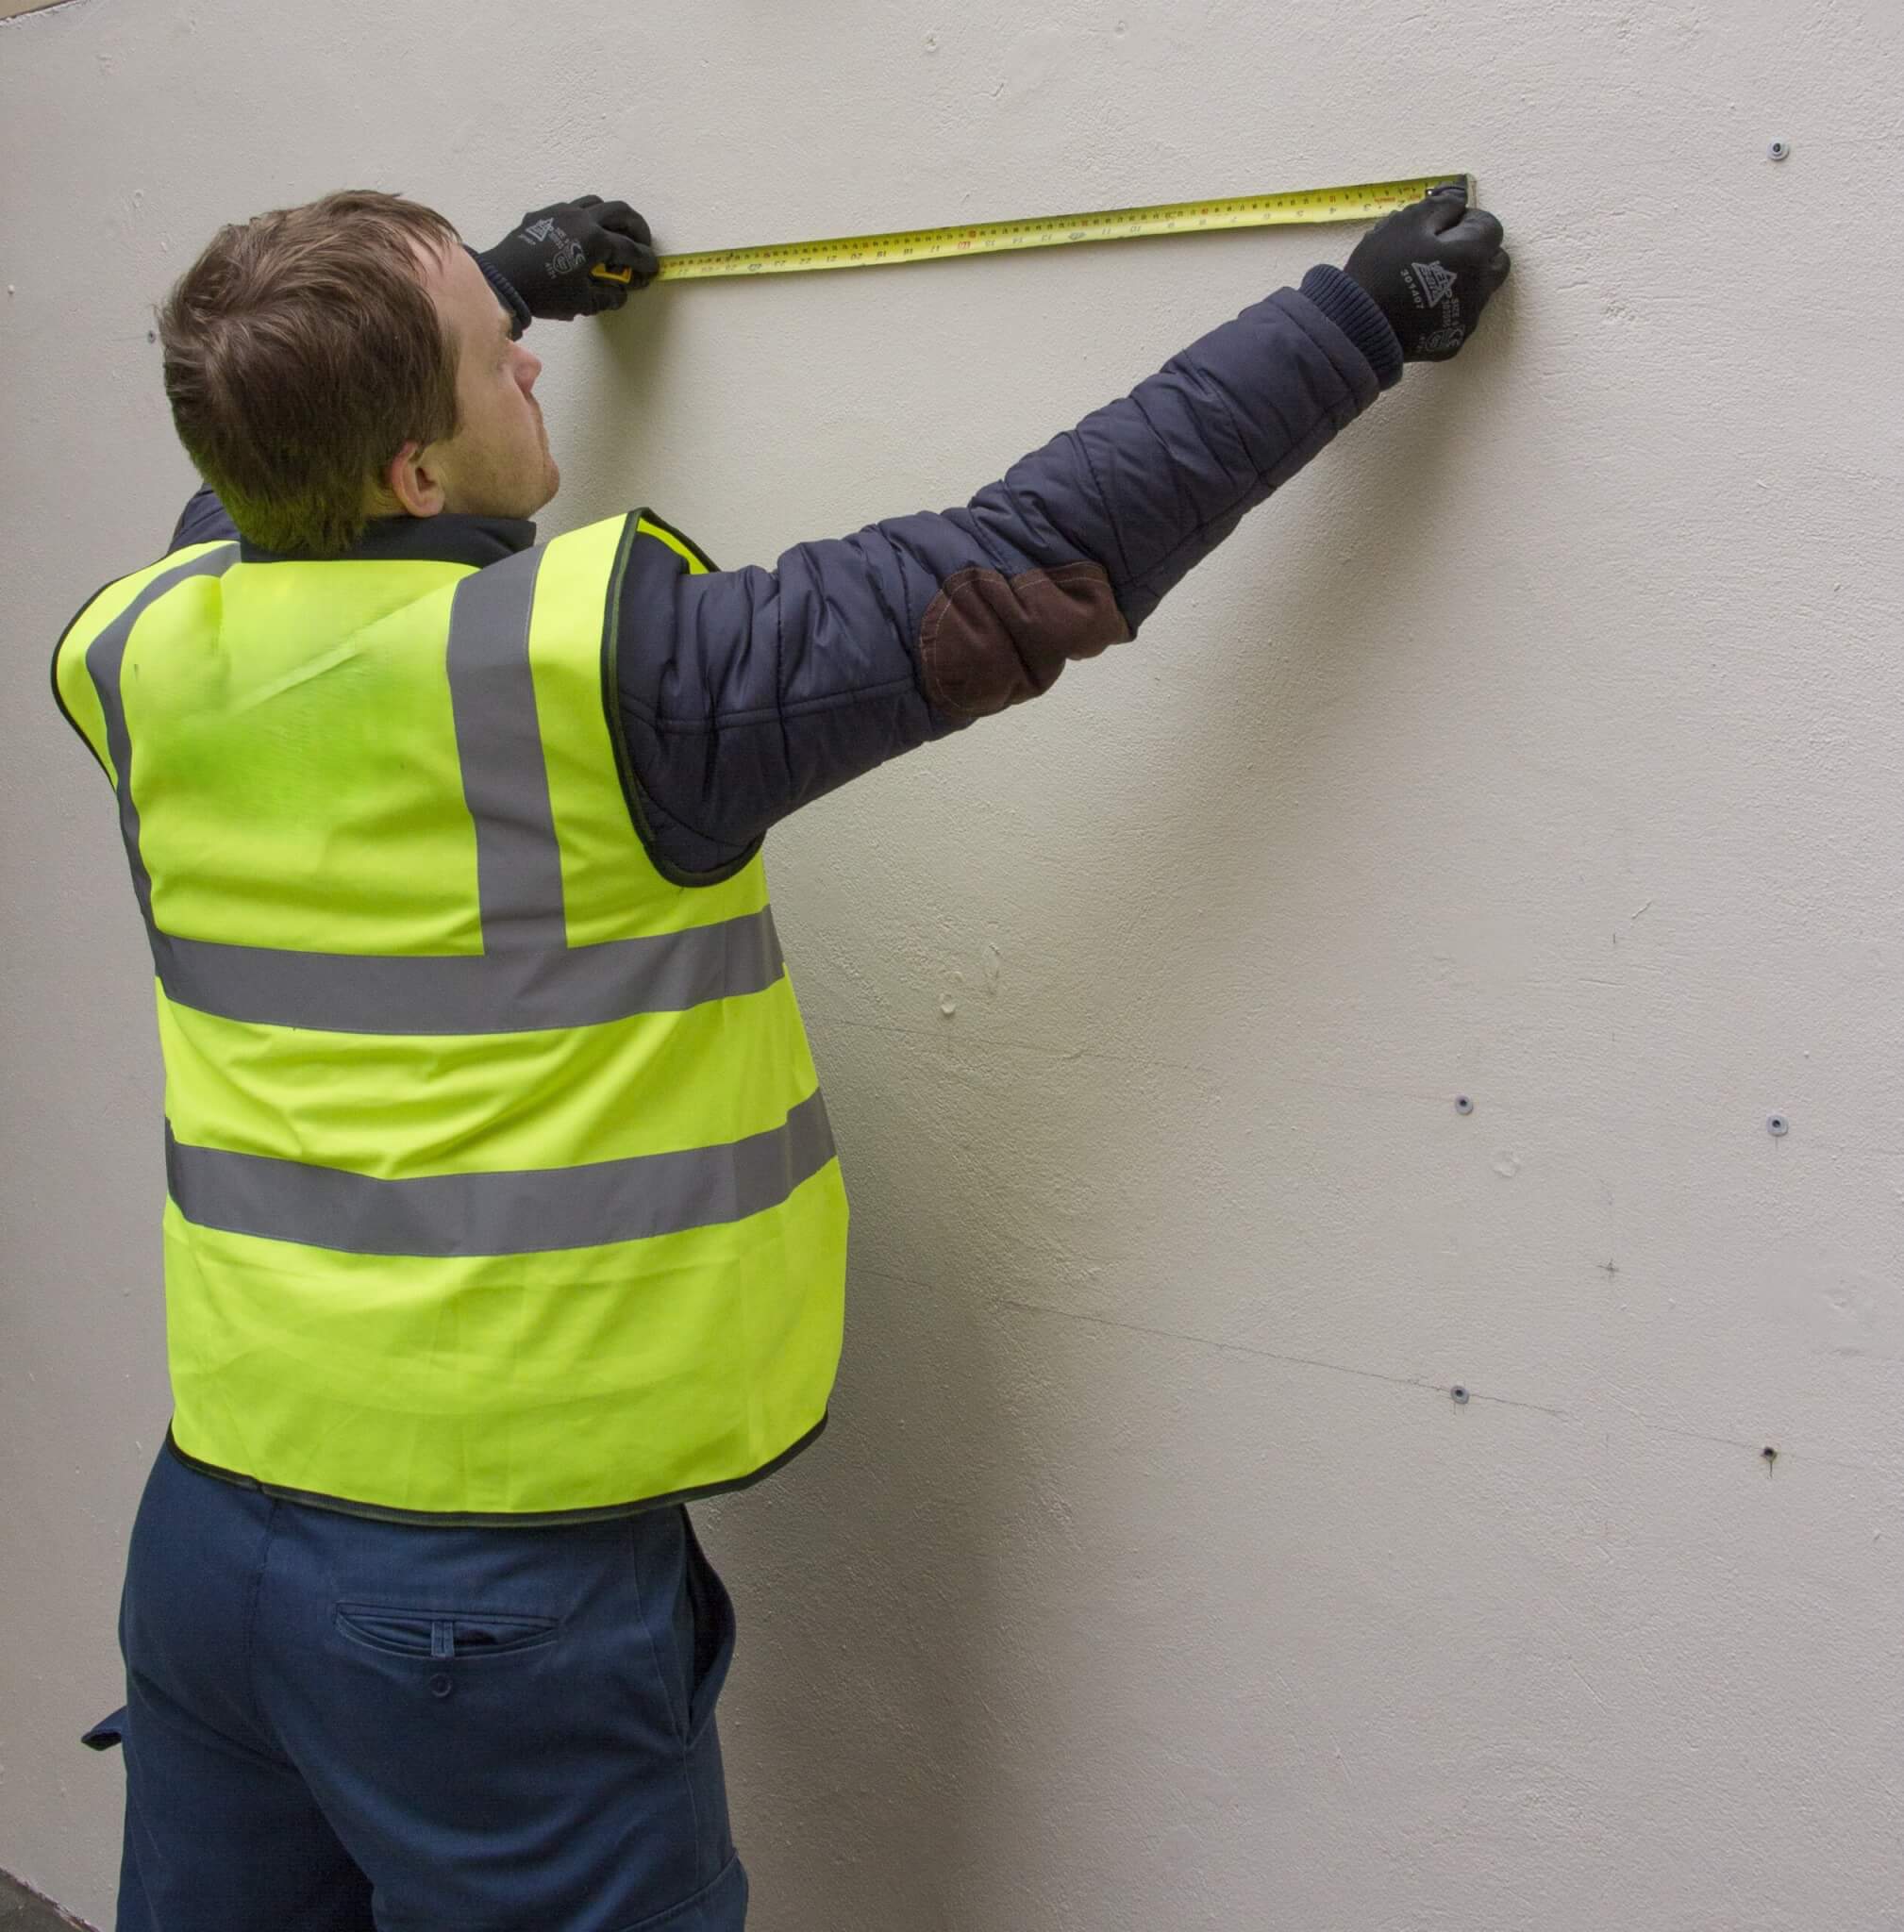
1343;184;1511;362
476;196;659;327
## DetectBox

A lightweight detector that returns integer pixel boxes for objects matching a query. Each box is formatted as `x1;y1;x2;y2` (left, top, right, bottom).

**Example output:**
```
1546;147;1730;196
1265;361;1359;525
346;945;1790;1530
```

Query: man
54;183;1509;1929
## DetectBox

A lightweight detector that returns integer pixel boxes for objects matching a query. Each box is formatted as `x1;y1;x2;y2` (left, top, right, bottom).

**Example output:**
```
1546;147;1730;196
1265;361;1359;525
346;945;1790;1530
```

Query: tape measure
590;173;1474;286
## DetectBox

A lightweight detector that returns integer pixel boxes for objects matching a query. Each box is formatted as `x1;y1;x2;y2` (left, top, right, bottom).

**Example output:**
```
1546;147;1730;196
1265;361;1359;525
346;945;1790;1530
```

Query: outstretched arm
615;189;1510;879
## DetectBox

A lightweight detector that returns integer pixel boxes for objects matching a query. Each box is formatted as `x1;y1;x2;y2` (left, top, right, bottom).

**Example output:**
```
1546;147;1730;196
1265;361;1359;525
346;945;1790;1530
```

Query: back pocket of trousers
334;1604;560;1660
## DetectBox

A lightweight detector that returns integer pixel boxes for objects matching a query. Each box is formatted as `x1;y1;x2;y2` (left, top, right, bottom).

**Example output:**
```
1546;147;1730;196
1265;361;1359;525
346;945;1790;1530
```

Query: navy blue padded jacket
168;264;1402;882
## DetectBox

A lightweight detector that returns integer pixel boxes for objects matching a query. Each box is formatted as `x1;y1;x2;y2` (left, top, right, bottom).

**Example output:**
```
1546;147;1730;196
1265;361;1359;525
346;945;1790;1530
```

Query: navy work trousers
89;1445;748;1930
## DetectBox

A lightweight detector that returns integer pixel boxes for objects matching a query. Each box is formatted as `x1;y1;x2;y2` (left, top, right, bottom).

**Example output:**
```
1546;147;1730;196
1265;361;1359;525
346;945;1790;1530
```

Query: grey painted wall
3;1;1900;1926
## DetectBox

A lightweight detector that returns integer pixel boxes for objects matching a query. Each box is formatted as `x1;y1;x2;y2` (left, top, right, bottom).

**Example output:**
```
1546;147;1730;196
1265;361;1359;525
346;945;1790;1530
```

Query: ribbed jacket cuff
1299;263;1404;391
468;247;533;338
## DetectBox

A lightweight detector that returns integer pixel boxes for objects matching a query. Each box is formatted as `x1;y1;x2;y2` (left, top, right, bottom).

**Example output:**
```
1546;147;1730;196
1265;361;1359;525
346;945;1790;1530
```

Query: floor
0;1873;95;1932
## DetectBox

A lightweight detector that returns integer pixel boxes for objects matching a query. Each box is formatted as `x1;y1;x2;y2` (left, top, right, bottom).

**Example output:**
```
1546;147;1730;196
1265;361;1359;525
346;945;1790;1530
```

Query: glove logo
519;214;587;276
1406;259;1459;308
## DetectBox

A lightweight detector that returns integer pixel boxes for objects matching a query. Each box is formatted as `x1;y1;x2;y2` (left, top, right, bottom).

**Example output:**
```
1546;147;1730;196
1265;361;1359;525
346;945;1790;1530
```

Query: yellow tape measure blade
589;173;1473;286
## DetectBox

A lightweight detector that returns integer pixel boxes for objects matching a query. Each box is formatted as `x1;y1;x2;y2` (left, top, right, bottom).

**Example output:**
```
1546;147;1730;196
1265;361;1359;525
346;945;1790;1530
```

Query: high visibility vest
52;514;848;1521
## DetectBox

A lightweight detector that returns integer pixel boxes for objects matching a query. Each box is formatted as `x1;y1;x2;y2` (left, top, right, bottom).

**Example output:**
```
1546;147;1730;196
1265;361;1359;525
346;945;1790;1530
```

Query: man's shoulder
631;511;716;575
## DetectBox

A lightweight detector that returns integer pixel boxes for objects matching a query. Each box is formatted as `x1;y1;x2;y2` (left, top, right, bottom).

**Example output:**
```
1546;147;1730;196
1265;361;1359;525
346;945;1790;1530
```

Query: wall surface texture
3;2;1900;1926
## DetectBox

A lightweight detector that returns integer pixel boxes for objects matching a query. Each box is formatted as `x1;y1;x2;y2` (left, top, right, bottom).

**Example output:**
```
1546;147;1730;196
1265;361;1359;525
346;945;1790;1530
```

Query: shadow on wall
0;1869;99;1931
699;1088;1035;1922
1097;348;1501;958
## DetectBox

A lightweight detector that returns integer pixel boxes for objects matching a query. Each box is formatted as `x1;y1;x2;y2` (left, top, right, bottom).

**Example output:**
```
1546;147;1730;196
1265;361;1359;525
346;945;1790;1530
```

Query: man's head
159;190;558;557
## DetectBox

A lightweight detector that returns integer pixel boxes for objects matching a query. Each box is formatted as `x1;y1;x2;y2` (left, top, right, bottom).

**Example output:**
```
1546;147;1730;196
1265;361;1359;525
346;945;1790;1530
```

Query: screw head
1451;1384;1470;1405
1767;140;1791;161
1454;1095;1474;1116
1767;1114;1790;1137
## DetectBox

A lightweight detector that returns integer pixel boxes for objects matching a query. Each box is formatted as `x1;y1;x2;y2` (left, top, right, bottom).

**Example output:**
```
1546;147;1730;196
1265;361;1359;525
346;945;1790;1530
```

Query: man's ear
381;441;447;520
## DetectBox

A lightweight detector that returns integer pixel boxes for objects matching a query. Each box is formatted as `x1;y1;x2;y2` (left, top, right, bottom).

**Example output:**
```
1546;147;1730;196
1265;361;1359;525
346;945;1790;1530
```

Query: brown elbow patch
918;562;1130;718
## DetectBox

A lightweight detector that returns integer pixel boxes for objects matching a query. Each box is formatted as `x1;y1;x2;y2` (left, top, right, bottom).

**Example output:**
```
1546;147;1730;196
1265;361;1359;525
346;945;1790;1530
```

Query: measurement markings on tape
591;174;1476;286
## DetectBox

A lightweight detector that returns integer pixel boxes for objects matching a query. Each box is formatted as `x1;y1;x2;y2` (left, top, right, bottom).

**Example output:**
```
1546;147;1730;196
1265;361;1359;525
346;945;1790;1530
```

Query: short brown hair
159;191;462;558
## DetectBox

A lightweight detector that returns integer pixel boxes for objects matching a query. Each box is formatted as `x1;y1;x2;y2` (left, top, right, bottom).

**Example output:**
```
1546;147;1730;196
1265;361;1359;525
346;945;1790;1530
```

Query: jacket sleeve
614;266;1402;879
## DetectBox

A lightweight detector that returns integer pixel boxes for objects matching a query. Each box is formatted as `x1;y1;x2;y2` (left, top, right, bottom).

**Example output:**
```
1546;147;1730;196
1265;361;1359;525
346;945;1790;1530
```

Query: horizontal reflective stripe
166;1087;837;1257
151;908;785;1035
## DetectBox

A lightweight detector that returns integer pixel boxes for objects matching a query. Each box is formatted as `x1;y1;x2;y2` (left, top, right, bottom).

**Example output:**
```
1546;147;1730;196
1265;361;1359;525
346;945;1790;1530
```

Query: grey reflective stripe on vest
445;545;566;950
85;533;785;1033
86;546;242;940
166;1086;838;1257
147;908;785;1035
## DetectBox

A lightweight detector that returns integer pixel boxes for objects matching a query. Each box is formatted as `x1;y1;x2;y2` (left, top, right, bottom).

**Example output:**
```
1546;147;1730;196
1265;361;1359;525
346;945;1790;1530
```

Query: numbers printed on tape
589;174;1475;286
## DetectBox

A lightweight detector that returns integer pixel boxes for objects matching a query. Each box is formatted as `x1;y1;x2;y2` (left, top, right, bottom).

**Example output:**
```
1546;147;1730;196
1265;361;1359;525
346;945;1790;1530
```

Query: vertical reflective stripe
85;546;241;941
445;545;566;951
81;541;786;1032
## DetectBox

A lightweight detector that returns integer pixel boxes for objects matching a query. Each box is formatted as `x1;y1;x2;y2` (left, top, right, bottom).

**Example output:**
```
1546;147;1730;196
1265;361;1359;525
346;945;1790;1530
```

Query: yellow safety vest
52;513;848;1521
